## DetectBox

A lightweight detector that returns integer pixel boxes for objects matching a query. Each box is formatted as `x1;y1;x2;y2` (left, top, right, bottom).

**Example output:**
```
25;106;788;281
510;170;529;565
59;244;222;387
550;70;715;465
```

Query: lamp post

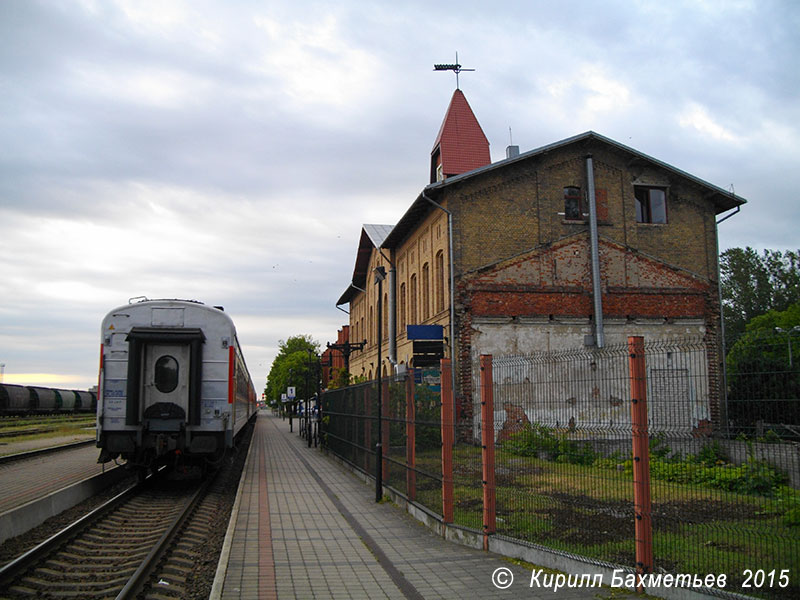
288;368;294;433
775;326;800;367
306;348;319;448
374;265;386;502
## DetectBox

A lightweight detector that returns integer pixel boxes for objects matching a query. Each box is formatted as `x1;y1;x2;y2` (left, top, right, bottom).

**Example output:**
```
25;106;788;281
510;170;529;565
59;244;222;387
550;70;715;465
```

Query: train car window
155;356;179;393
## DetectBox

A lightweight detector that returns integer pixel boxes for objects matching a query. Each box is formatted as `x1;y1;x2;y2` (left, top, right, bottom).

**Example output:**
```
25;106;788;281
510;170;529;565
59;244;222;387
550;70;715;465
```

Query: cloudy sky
1;0;798;392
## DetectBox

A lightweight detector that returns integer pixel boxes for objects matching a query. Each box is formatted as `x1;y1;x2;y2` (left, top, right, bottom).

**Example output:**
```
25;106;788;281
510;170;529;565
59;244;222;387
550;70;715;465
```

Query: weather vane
433;52;475;89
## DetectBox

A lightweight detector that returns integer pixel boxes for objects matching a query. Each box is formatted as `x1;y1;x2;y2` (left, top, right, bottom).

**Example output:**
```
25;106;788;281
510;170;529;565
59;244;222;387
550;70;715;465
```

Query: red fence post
628;336;654;586
406;368;416;501
480;354;496;551
441;359;454;524
382;378;390;483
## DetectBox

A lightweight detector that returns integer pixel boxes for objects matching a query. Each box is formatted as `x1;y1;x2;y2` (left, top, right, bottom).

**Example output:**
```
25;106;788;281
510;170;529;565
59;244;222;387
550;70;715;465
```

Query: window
422;263;430;321
635;186;667;224
435;251;445;313
399;283;407;333
410;274;418;324
564;186;584;220
155;355;178;393
383;292;388;340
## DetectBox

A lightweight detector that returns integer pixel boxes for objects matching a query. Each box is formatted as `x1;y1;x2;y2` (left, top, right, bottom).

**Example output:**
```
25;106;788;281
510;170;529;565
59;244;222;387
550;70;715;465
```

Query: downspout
421;190;457;414
379;248;397;367
586;154;605;348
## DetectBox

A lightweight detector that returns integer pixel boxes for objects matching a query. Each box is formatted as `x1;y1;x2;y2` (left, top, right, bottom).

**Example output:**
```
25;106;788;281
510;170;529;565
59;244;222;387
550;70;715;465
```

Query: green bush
502;424;597;465
648;456;786;496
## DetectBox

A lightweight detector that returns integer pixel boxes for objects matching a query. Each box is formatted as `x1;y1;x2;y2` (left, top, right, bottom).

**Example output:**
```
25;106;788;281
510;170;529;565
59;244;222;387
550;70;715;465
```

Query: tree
720;247;800;343
264;335;321;406
725;301;800;436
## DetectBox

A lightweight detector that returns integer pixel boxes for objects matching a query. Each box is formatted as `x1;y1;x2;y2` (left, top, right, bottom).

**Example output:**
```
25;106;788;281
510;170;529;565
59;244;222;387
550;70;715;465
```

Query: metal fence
478;337;799;599
321;369;444;517
322;337;799;599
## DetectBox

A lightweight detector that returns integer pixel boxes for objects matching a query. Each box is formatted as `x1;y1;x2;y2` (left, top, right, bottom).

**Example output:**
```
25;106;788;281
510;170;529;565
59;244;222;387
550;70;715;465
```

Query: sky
1;0;799;392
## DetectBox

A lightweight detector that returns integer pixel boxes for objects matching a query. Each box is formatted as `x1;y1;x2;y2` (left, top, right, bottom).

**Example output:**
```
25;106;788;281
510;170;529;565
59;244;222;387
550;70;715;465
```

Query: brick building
334;89;746;428
320;325;349;388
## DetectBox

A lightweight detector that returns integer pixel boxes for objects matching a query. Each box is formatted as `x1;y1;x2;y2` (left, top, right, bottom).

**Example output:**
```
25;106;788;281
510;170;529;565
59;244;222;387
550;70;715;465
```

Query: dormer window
635;186;667;224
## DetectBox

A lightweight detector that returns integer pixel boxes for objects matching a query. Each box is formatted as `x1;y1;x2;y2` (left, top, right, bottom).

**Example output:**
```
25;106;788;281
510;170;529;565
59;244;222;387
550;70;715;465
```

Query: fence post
441;359;454;524
382;378;390;485
480;354;496;551
406;368;416;501
364;386;371;473
628;336;654;585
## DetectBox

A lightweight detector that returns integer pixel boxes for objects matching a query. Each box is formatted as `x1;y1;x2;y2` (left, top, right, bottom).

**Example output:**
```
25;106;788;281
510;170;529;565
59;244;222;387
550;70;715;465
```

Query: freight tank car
96;298;256;474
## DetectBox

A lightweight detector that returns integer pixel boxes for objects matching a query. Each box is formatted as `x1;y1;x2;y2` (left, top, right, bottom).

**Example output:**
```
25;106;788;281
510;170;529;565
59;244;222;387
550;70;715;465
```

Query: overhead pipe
586;154;605;348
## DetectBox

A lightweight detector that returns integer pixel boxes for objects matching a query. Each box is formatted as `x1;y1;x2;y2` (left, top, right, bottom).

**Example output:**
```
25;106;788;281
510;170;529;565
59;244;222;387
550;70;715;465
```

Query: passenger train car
0;384;96;415
96;298;256;473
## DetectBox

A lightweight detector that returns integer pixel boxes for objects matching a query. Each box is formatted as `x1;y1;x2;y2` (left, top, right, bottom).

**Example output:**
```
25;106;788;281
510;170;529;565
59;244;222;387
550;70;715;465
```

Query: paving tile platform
214;413;616;599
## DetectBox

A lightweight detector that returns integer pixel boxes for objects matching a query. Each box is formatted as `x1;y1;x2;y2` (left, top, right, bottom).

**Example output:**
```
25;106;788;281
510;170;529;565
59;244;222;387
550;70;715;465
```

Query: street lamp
288;368;294;433
775;326;800;367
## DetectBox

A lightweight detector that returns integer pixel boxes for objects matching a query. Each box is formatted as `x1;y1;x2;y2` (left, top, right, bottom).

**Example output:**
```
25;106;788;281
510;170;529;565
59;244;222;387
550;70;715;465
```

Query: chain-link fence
477;337;798;599
321;337;798;599
321;368;444;517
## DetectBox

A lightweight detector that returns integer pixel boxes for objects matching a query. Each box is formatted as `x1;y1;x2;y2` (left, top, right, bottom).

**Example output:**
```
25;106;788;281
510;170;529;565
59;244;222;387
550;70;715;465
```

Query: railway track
0;468;222;599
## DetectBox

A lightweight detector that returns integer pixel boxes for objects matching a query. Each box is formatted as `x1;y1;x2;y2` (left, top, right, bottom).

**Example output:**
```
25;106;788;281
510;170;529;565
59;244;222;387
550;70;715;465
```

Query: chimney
506;145;519;159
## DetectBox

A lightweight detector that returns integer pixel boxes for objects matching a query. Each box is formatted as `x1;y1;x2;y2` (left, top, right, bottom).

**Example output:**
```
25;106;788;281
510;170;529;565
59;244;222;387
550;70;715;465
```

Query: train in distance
96;298;256;477
0;384;96;415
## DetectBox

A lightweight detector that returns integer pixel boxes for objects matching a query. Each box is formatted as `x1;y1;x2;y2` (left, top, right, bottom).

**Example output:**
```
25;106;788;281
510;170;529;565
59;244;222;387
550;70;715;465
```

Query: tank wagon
96;298;256;473
0;384;97;415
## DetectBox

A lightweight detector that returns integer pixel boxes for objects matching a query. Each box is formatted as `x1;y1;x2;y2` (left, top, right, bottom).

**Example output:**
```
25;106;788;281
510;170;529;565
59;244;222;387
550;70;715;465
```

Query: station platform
213;414;614;600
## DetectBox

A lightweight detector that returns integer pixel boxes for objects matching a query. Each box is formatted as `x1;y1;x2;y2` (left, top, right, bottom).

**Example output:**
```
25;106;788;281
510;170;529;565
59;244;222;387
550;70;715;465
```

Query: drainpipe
586;154;605;348
421;190;457;414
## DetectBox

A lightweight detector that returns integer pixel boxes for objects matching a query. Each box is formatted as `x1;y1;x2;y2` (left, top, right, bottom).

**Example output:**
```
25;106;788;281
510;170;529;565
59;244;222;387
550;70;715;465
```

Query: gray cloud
1;0;798;389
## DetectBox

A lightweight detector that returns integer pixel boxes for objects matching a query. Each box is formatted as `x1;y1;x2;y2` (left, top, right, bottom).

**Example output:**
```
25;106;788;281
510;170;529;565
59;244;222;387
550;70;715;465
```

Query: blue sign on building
406;324;444;340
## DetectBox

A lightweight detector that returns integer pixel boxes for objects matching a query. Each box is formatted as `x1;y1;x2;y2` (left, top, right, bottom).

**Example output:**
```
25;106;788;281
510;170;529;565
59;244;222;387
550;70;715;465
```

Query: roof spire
433;51;475;90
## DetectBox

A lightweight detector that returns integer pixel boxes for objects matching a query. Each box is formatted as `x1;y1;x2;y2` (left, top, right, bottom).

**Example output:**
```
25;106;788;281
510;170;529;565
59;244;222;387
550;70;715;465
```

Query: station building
332;88;745;428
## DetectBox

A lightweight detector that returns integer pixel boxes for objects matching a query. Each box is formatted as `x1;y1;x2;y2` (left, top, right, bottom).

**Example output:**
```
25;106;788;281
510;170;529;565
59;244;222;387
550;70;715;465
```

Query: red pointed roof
431;89;490;181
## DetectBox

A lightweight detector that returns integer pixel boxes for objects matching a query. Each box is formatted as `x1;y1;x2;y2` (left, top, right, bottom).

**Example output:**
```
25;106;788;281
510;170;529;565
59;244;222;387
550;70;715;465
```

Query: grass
0;414;95;445
405;443;799;598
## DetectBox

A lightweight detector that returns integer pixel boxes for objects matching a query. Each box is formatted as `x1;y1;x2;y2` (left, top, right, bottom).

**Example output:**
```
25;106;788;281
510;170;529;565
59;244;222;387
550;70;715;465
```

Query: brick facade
335;101;745;433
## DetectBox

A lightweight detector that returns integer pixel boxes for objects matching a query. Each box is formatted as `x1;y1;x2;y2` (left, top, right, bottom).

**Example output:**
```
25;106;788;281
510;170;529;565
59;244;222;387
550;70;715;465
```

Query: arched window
383;292;388;341
435;251;445;314
369;306;373;346
422;262;430;321
410;274;418;324
399;282;407;333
